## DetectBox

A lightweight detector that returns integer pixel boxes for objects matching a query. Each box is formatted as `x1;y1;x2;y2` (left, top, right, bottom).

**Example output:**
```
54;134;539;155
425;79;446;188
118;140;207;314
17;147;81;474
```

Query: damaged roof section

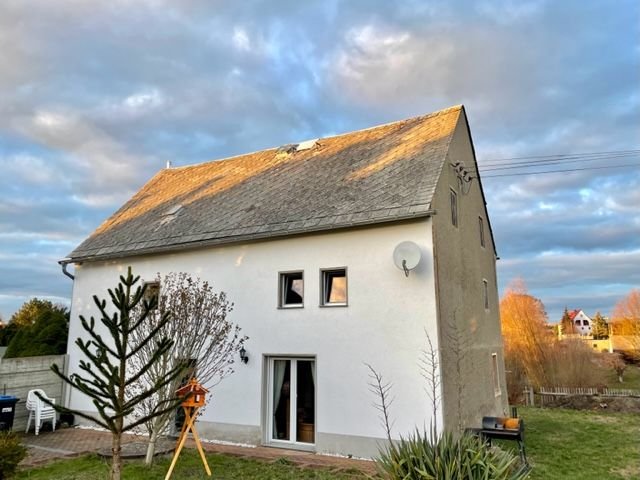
68;105;463;262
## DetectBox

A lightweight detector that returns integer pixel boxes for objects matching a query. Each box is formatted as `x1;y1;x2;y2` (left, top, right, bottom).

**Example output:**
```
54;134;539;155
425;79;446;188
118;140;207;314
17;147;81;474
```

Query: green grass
604;365;640;390
504;407;640;480
15;450;370;479
16;407;640;479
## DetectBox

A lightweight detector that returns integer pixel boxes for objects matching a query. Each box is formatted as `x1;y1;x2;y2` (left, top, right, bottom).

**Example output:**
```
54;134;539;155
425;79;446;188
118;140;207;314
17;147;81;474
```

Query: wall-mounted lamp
239;346;249;364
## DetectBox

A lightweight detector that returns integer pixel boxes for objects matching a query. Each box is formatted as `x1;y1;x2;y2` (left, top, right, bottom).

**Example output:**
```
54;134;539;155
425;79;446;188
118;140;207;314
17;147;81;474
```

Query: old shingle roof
68;105;462;262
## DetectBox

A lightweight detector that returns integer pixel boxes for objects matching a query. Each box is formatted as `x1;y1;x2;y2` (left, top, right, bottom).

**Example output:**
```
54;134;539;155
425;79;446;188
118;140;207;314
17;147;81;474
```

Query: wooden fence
523;385;640;406
0;354;67;431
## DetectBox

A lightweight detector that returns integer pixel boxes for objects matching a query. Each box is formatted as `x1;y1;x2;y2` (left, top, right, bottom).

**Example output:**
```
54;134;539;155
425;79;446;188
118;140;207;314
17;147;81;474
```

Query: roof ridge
166;104;464;172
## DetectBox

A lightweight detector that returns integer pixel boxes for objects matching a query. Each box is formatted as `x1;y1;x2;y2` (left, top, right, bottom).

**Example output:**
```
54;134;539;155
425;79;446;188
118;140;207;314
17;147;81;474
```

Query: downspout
58;258;74;411
59;259;75;280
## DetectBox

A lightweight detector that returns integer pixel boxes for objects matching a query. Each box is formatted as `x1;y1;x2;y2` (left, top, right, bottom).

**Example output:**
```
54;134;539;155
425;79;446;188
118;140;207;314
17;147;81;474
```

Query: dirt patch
541;395;640;413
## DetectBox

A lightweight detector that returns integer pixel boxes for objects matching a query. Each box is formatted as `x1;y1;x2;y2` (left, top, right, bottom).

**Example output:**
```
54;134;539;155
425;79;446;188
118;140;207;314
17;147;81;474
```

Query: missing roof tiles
295;139;319;151
163;204;182;216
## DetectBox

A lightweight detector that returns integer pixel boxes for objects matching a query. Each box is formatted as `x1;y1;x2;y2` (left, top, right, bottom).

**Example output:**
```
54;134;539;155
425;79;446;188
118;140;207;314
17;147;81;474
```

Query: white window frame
320;267;348;307
143;281;160;310
278;270;304;309
491;353;501;397
483;279;489;311
264;356;316;450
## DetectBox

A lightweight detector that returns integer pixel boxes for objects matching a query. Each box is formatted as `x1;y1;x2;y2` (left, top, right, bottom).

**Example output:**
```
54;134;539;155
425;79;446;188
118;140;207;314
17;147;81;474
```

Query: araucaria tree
129;272;247;465
49;268;187;480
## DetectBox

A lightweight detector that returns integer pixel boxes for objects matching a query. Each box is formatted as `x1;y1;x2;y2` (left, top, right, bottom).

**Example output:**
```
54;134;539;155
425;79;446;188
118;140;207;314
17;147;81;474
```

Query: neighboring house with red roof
567;309;592;336
60;105;507;458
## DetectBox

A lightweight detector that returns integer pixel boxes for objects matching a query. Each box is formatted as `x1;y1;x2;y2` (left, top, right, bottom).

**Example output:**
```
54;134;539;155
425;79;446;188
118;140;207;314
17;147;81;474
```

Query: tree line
500;281;638;403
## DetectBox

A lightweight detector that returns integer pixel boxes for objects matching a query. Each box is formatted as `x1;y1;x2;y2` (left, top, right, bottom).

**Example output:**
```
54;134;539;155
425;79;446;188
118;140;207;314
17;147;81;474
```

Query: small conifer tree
46;267;187;480
560;307;574;336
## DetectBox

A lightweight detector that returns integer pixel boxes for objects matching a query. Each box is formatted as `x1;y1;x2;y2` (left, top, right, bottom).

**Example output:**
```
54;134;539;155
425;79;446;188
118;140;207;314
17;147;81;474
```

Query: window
279;271;304;308
479;216;485;247
583;320;589;326
320;268;347;306
483;279;489;310
450;189;458;227
491;353;501;396
143;281;160;310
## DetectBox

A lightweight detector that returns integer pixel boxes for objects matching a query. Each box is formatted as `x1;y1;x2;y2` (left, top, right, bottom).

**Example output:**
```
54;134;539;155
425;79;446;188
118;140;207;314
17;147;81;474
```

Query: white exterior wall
66;219;440;457
574;311;592;336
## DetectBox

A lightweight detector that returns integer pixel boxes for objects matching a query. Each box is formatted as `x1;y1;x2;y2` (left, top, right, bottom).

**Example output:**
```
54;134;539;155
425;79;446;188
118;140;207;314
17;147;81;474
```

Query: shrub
376;430;529;480
0;431;28;479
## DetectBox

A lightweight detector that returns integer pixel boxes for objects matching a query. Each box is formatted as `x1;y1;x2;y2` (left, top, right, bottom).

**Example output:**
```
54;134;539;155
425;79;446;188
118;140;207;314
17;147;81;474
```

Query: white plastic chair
25;389;57;435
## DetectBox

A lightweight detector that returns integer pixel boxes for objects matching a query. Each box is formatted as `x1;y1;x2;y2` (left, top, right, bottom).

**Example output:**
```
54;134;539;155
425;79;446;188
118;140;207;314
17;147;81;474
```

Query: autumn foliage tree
500;280;552;399
500;279;604;401
611;289;640;359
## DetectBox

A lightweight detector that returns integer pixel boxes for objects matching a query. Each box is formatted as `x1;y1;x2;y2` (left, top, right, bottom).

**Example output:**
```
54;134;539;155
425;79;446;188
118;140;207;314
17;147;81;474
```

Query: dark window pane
281;272;303;306
450;190;458;227
323;270;347;304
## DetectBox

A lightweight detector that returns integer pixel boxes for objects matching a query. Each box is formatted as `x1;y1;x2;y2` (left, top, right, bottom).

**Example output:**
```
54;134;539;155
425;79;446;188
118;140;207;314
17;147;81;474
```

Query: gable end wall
432;111;509;430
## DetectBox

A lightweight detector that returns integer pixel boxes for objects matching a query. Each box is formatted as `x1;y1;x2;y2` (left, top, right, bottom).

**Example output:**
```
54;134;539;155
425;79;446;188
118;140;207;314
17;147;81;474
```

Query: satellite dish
393;241;422;277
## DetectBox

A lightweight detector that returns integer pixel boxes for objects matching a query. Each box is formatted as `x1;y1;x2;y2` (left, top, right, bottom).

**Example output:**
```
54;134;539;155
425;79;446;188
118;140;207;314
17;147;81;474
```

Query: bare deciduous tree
419;331;441;434
129;272;247;465
364;363;395;442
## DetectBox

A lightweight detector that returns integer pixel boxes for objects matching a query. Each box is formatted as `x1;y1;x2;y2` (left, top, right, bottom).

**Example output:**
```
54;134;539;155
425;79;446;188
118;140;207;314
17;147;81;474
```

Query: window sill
278;305;304;309
319;303;348;308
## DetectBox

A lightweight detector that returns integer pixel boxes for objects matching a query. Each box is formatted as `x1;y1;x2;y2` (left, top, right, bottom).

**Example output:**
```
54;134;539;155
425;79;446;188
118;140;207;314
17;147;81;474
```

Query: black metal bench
468;416;528;466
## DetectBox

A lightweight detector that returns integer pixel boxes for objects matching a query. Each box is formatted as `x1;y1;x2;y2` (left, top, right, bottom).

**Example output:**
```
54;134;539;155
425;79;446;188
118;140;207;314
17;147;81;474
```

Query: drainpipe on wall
58;258;74;411
58;259;74;280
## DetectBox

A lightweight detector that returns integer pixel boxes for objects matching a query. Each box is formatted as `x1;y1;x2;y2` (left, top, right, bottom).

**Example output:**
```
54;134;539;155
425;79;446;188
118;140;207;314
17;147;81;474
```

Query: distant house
568;309;592;336
61;105;508;458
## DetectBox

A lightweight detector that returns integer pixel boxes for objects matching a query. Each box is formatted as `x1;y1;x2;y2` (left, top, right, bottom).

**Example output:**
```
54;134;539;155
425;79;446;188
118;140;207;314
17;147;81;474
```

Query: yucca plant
376;429;529;480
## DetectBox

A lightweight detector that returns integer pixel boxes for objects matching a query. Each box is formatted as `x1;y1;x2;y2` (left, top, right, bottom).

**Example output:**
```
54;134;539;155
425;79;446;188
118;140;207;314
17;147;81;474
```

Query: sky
0;0;638;323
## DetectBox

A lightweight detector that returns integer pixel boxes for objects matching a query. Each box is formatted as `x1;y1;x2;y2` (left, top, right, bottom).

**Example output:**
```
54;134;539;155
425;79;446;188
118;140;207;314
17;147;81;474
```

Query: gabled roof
67;105;463;262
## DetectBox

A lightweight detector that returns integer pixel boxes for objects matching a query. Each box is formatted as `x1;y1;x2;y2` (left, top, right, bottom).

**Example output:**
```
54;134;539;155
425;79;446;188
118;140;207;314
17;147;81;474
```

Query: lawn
604;364;640;390
504;407;640;480
16;407;640;479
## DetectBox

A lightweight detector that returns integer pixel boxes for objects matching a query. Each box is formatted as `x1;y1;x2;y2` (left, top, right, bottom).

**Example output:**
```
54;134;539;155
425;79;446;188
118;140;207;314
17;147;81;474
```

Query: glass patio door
269;358;315;445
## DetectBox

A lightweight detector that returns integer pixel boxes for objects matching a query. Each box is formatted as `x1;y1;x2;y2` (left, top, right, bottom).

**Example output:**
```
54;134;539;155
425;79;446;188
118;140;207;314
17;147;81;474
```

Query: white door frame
264;356;316;450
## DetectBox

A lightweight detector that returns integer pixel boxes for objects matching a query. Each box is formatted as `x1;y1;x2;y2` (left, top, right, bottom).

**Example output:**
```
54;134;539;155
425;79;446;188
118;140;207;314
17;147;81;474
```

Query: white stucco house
61;105;508;458
569;309;592;336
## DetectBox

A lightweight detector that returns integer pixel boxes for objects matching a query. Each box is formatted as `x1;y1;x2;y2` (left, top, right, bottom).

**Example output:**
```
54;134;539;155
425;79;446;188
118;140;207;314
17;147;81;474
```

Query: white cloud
232;27;251;51
123;89;165;112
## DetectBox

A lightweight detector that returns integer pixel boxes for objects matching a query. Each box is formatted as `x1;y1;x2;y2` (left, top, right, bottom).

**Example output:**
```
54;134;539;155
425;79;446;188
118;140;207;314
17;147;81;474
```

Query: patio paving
18;427;377;475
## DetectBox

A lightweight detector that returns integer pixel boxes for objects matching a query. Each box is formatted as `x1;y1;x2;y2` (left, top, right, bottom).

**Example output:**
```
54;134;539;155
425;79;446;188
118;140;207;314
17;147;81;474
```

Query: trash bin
0;395;19;431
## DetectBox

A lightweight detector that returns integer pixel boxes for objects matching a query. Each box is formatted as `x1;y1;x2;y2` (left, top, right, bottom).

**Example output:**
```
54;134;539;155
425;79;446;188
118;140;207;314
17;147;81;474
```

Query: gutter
66;210;437;264
58;259;75;280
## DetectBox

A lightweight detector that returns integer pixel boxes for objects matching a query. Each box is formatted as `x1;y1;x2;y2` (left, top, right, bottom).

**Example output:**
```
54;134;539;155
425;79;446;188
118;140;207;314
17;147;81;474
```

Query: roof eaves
64;208;436;264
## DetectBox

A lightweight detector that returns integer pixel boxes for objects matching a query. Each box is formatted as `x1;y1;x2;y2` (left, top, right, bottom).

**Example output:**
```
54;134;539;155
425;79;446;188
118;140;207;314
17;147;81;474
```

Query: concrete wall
0;354;66;431
67;219;440;458
431;110;509;431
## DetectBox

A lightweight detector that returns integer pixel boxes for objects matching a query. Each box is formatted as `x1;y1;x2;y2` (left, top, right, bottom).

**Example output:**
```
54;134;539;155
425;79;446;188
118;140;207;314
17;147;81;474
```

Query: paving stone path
19;427;377;475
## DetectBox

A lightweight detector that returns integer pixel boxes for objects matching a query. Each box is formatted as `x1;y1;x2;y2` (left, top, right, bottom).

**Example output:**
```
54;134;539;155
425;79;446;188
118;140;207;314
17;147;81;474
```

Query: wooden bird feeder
165;378;211;480
176;378;209;408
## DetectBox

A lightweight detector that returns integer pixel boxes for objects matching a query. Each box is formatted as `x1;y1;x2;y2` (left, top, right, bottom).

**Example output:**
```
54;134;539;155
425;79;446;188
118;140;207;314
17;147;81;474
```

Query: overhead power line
481;163;640;179
476;148;640;179
480;152;640;169
480;148;640;163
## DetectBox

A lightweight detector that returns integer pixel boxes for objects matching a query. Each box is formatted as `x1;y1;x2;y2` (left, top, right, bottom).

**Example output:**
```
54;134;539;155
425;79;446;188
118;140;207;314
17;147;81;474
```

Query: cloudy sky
0;0;638;323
